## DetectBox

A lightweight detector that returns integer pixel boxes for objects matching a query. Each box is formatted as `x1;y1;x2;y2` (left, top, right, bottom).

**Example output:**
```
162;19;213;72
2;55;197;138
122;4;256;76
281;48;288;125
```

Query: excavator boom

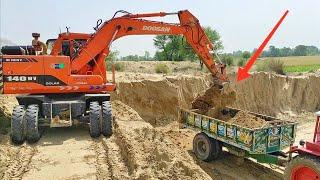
71;10;228;82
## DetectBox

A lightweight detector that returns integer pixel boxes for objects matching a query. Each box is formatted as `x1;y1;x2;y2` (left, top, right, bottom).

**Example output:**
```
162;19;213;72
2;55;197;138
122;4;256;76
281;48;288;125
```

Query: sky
1;0;320;56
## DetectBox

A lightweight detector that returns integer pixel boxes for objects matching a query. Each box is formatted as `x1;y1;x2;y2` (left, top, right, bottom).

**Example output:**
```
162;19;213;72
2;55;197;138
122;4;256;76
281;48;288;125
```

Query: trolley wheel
11;105;26;144
101;101;112;136
25;104;40;143
193;132;222;162
284;155;320;180
89;101;101;138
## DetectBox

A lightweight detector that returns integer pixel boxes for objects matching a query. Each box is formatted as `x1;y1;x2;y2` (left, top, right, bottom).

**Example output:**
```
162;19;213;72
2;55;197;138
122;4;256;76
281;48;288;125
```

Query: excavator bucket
192;82;236;115
192;63;235;116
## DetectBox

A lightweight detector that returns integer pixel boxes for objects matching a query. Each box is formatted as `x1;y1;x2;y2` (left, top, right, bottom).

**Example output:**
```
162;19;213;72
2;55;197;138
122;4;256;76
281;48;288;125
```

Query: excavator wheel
193;132;222;162
101;101;112;136
89;101;101;138
25;104;41;143
11;105;26;144
284;155;320;180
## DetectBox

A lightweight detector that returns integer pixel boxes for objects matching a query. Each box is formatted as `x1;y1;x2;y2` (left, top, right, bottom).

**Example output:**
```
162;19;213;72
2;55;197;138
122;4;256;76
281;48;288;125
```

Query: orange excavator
0;10;228;144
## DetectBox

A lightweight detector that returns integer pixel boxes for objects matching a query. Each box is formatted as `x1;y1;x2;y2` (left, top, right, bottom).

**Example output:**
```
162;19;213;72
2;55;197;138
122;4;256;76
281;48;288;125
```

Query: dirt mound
0;95;18;115
192;84;236;114
112;100;212;179
228;111;267;129
0;95;18;134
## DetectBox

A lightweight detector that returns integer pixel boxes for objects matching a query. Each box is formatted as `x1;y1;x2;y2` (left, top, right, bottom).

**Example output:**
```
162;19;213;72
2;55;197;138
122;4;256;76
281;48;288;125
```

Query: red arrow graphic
237;10;289;81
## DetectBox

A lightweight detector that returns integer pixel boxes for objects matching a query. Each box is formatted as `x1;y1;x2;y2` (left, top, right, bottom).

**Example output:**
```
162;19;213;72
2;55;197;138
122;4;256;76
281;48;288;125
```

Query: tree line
110;27;319;62
233;45;320;58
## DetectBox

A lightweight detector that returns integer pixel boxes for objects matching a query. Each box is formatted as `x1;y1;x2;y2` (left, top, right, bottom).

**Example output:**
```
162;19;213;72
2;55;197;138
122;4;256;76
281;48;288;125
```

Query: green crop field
257;56;320;73
283;64;320;73
260;56;320;66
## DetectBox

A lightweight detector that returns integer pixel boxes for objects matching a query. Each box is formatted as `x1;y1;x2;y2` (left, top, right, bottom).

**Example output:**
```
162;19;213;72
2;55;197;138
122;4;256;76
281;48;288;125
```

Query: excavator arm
71;10;228;82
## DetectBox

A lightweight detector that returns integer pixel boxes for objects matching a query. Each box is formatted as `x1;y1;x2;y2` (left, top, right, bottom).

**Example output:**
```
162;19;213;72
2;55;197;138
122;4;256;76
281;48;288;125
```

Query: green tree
293;45;307;56
153;35;170;60
105;50;119;61
279;47;293;57
144;51;151;60
220;54;234;66
153;26;223;61
269;46;280;57
203;27;223;53
242;51;251;59
306;46;319;55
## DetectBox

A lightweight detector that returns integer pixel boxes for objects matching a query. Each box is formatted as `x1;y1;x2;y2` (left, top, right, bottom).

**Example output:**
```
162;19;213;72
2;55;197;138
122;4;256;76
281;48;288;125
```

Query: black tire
25;104;40;143
89;101;101;138
101;101;112;136
11;105;26;144
193;132;222;162
284;155;320;180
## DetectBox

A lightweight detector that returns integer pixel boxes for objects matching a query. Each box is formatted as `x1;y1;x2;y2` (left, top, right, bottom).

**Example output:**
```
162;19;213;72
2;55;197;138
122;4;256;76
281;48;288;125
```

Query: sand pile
0;95;18;134
191;84;236;114
112;100;211;179
228;111;267;129
0;96;18;116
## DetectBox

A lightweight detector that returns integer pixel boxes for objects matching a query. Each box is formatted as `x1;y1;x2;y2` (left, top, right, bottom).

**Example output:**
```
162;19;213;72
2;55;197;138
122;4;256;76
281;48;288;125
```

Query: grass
255;59;285;74
106;61;125;72
284;64;320;73
256;56;320;73
155;63;170;74
261;56;320;66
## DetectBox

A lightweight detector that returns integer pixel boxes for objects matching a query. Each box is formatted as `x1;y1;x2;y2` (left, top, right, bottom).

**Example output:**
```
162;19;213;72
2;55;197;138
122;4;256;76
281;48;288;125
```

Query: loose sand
228;111;268;129
0;72;319;179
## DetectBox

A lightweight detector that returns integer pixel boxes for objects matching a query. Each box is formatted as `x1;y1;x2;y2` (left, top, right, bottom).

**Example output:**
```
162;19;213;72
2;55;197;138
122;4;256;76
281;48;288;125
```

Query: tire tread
101;101;112;136
25;104;40;143
11;105;26;144
89;101;101;138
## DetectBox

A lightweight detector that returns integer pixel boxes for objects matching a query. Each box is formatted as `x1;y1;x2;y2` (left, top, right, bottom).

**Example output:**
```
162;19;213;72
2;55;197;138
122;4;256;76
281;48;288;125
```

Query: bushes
237;58;247;66
155;63;170;74
256;59;285;75
106;61;125;72
220;55;234;66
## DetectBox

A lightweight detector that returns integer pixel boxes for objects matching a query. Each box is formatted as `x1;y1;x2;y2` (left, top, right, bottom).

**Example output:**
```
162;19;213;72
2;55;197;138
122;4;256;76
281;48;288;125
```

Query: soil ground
1;100;286;180
0;66;319;179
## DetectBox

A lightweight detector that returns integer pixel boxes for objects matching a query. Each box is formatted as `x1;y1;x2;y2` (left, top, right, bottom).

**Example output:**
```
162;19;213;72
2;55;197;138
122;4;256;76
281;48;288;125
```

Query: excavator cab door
61;41;71;56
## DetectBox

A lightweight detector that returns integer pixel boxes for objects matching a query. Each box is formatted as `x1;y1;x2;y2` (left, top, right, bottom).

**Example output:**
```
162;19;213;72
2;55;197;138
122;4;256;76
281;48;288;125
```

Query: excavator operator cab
46;39;57;54
46;37;88;57
46;39;70;56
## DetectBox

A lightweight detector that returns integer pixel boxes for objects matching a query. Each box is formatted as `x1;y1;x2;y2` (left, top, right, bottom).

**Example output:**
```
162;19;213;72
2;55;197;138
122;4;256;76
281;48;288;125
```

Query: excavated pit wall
233;72;320;116
111;75;211;126
111;72;320;126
